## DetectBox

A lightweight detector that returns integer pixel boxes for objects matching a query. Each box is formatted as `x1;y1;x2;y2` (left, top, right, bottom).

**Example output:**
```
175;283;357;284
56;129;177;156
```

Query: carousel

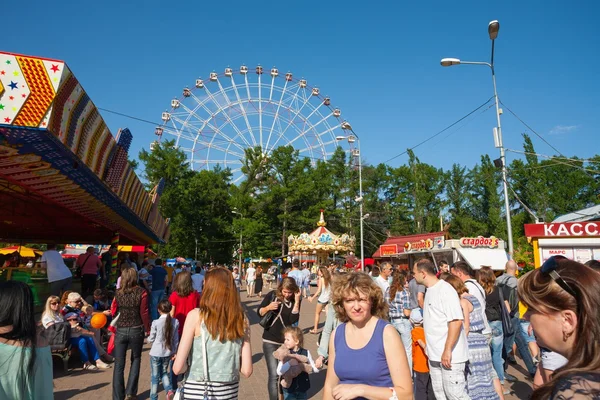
288;210;355;266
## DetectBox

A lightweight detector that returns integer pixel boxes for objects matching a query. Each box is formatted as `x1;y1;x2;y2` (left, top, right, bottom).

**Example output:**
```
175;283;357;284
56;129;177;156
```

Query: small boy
81;305;94;330
411;309;435;400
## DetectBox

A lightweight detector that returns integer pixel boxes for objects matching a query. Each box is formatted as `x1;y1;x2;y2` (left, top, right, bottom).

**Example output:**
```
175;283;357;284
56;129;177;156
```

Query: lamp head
488;20;500;40
440;58;461;67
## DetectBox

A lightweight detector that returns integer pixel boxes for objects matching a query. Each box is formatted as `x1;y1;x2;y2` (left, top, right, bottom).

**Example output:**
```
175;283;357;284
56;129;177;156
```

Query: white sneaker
83;362;98;370
96;360;111;369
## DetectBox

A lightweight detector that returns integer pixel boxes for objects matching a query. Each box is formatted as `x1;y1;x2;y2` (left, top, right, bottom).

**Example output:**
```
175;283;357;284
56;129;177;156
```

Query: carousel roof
288;210;355;253
0;51;169;244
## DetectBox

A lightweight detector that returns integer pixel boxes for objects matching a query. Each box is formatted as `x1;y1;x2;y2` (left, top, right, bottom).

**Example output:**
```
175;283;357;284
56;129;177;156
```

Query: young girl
278;327;316;400
147;299;180;400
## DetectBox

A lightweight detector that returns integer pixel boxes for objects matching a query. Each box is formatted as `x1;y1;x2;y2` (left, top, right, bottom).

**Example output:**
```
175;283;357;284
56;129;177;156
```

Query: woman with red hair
173;267;252;398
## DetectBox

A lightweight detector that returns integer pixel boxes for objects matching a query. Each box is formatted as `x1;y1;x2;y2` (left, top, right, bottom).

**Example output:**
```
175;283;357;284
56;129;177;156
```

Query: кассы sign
524;222;600;237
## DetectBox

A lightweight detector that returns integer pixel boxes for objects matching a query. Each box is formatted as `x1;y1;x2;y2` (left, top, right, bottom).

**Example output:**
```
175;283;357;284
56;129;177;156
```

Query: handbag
498;287;515;337
259;292;280;329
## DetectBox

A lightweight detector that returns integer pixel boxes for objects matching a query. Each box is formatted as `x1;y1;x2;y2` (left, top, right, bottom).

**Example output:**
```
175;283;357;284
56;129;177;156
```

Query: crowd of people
1;249;600;399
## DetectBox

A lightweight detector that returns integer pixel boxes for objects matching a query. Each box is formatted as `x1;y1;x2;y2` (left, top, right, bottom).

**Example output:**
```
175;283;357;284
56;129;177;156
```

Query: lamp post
336;122;365;271
232;210;243;271
440;20;513;258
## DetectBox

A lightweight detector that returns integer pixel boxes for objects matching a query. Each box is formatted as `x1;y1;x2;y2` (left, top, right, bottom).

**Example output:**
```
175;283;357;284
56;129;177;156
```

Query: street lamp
336;122;365;271
232;210;243;271
440;20;514;258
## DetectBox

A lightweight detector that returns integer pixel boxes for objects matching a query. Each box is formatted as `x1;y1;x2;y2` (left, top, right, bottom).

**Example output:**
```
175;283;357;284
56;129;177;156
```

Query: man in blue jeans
497;261;537;379
149;258;167;321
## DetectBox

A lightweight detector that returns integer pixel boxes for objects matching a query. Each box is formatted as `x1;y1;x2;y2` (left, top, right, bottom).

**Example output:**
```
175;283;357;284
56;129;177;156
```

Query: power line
506;149;598;164
499;101;568;158
98;107;164;127
383;96;494;164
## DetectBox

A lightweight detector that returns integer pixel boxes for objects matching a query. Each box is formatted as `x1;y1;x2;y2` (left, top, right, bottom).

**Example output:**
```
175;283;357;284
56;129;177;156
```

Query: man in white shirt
245;263;257;297
375;262;392;296
413;258;469;400
40;244;73;297
451;261;492;338
191;266;205;294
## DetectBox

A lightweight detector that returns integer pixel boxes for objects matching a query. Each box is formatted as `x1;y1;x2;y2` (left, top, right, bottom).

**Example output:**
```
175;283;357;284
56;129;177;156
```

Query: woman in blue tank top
323;272;413;399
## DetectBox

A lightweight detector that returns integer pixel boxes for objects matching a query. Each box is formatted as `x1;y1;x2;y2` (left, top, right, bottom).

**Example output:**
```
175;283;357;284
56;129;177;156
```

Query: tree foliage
139;137;600;267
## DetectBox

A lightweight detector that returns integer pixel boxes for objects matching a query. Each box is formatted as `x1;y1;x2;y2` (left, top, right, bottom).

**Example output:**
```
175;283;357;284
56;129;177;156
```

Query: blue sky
5;0;599;174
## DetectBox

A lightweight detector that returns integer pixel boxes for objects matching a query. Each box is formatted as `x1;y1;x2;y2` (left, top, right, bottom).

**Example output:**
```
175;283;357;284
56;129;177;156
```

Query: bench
50;343;73;374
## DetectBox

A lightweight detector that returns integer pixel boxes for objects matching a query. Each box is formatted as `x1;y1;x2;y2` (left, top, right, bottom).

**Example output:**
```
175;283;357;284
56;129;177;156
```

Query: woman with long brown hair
258;277;302;400
478;266;511;390
173;267;252;399
308;266;332;334
111;267;150;400
519;256;600;399
388;270;412;370
168;271;200;338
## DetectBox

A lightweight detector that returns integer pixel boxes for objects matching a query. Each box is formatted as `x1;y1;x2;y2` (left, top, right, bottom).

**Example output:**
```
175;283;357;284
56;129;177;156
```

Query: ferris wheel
153;65;348;182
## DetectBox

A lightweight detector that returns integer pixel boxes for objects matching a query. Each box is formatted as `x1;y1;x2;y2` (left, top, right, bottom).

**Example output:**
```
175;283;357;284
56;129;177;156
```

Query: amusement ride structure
0;51;169;245
288;210;355;266
153;65;353;182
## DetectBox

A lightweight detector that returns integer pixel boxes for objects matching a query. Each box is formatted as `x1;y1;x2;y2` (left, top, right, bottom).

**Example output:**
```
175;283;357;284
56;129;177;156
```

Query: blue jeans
263;341;281;400
283;389;308;400
150;356;173;400
151;289;165;321
507;315;536;376
391;318;413;371
71;335;99;364
489;320;505;382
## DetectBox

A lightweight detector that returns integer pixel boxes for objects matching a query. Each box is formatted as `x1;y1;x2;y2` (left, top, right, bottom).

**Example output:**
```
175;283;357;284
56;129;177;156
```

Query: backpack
497;275;519;316
44;322;72;351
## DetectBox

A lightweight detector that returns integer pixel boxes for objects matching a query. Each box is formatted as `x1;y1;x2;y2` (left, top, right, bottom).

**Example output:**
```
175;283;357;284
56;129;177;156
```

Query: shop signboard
404;239;433;252
541;248;574;261
434;236;445;249
524;222;600;237
459;236;500;248
379;244;398;256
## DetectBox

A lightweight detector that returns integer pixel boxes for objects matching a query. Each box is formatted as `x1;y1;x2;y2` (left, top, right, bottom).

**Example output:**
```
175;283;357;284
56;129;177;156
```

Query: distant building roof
553;204;600;223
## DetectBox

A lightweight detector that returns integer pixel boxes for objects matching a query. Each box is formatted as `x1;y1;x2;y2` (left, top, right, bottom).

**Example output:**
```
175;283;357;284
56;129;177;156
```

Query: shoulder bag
259;292;281;328
174;322;210;400
498;287;515;337
75;253;92;279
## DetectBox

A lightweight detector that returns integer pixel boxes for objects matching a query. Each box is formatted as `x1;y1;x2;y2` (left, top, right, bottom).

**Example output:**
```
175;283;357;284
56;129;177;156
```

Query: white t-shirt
40;250;72;283
423;279;469;363
374;276;390;297
464;279;492;336
246;267;256;282
41;312;64;328
191;273;204;293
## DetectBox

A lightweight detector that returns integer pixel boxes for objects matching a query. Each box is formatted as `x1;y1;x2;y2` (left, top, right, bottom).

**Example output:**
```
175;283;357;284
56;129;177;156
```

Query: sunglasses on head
541;256;577;299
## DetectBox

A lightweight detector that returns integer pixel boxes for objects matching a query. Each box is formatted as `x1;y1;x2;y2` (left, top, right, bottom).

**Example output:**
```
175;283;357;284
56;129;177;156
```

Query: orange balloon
90;312;107;329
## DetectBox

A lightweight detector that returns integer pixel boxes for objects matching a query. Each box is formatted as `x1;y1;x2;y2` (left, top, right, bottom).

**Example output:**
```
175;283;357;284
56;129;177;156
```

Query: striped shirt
388;288;410;320
183;380;239;399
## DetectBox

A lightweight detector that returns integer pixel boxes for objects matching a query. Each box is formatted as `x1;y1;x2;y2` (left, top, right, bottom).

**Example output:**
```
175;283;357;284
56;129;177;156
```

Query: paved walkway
52;287;533;399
